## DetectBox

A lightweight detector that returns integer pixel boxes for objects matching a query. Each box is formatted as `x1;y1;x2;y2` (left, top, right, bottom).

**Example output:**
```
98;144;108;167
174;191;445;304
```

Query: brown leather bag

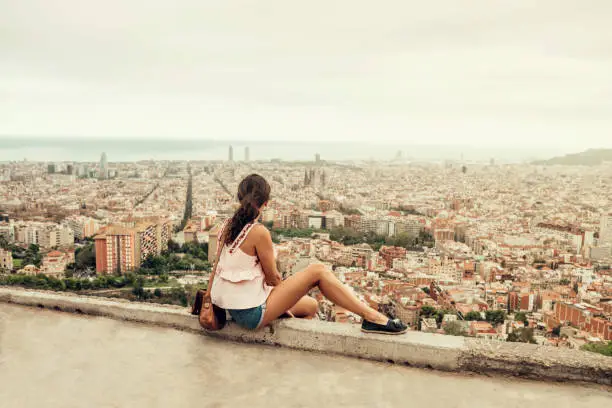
198;291;226;331
192;220;228;330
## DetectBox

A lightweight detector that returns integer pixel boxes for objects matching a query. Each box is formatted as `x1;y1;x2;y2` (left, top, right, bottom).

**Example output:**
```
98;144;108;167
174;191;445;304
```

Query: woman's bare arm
253;225;282;286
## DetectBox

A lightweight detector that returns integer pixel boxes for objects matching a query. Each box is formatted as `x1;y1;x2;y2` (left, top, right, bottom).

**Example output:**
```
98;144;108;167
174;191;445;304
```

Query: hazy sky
1;0;611;149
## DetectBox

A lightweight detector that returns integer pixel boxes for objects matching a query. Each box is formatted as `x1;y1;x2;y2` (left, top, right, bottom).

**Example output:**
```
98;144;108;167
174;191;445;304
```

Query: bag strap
228;221;256;254
206;219;230;296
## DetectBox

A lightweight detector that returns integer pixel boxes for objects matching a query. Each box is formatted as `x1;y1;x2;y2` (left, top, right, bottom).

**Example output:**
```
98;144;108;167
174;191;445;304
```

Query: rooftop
1;303;610;408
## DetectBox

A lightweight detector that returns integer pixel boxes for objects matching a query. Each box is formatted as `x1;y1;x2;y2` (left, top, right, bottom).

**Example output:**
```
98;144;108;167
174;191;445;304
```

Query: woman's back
210;221;272;309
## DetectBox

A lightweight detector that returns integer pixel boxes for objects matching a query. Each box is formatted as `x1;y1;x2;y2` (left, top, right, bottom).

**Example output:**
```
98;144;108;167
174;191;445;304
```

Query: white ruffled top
210;221;273;309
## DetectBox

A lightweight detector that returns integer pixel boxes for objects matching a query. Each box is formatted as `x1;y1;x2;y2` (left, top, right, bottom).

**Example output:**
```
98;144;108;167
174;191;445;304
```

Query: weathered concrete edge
1;287;611;385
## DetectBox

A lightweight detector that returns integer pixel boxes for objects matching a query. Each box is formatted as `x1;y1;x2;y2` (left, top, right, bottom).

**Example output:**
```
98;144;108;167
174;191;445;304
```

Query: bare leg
288;296;318;319
261;263;387;327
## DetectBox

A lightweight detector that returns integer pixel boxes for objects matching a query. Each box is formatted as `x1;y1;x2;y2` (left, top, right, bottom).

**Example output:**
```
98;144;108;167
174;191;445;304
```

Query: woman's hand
265;272;282;287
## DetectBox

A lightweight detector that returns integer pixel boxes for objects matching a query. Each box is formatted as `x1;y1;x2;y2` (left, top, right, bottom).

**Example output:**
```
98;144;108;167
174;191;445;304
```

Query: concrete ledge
1;287;611;385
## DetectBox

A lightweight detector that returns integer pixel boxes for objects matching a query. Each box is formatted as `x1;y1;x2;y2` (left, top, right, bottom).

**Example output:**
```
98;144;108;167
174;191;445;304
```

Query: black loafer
361;318;408;335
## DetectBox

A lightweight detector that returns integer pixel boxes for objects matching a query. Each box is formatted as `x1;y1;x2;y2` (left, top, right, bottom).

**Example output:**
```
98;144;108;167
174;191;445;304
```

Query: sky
1;0;611;151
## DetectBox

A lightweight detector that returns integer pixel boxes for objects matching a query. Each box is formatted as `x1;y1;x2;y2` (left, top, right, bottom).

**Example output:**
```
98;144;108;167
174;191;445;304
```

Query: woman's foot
361;318;408;335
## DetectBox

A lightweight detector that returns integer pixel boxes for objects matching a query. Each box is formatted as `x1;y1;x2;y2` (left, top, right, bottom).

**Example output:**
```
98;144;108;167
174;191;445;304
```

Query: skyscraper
245;146;250;162
228;145;234;162
600;213;612;245
315;153;321;163
99;152;108;180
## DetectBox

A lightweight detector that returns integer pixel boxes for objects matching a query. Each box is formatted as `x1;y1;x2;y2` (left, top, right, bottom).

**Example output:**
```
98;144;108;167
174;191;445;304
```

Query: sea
0;137;568;164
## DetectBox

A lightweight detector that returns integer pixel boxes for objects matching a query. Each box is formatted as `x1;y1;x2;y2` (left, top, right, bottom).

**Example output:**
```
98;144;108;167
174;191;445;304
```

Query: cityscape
1;146;611;357
2;1;612;405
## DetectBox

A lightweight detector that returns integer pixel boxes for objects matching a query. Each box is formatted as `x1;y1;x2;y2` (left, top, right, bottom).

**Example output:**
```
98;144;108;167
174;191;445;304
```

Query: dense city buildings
1;156;611;348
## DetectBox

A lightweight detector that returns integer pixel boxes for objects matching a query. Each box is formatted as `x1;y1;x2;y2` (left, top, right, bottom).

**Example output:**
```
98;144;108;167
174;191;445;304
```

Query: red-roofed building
469;321;497;339
41;250;74;278
379;246;406;269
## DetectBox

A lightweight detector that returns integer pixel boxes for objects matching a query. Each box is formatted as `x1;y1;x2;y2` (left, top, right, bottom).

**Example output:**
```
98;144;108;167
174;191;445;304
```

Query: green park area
270;226;434;251
0;238;210;307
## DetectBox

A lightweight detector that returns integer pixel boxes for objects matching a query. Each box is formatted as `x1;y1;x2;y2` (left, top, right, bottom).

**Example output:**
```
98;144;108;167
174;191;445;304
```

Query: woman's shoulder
250;223;270;236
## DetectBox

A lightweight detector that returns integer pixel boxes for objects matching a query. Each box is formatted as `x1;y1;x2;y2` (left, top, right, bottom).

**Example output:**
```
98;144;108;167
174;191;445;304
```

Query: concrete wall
1;287;610;385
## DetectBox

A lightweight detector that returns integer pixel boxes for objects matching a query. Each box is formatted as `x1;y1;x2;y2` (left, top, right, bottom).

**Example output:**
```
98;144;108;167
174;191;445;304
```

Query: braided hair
225;174;271;244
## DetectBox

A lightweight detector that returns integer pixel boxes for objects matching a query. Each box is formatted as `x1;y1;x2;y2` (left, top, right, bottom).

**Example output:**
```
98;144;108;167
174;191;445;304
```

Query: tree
573;283;579;294
23;244;42;267
552;325;561;337
131;277;145;299
559;278;570;285
421;287;430;295
420;305;437;319
507;327;536;344
485;310;506;326
75;243;96;270
167;240;180;253
154;288;162;297
444;321;468;337
435;310;453;325
464;311;484;321
65;263;76;278
515;312;527;324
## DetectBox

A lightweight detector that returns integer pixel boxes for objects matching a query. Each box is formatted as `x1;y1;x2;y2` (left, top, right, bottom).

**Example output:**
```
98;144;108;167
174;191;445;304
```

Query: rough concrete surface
1;304;610;408
1;287;611;385
462;337;612;384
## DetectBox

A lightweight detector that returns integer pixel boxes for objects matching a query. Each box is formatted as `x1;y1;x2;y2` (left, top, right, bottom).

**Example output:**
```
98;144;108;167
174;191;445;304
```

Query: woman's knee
304;296;319;315
305;263;327;279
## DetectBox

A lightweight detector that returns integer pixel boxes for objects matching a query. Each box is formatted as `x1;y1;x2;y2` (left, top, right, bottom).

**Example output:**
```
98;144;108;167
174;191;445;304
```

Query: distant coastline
0;136;573;163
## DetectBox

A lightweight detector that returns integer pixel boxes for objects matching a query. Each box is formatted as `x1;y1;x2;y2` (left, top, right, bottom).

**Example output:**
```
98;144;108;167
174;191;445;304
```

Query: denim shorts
228;303;266;330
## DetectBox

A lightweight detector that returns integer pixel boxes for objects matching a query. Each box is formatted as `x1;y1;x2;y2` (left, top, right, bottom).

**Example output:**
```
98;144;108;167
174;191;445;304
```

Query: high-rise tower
99;152;108;180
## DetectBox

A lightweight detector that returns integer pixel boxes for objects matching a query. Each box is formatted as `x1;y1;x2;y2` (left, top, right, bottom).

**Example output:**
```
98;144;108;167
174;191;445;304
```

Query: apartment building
0;248;13;271
13;222;74;248
554;301;612;341
64;215;102;239
94;219;171;274
395;219;422;238
379;246;406;270
95;226;137;274
38;224;74;249
599;212;612;245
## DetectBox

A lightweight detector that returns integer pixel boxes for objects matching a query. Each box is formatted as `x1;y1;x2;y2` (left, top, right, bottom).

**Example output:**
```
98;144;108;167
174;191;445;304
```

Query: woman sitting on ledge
192;173;407;335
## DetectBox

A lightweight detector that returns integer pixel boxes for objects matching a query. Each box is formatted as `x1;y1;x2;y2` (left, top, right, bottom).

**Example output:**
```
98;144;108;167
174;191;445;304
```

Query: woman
193;174;407;334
